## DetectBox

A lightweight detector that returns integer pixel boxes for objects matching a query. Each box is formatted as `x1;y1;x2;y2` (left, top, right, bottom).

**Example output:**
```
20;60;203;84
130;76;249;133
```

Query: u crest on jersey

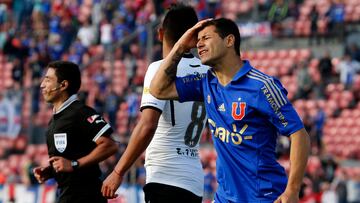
231;102;246;120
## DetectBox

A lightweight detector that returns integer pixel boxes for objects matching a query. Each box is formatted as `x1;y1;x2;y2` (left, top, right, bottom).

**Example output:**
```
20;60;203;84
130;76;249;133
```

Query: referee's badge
54;133;67;153
207;95;211;104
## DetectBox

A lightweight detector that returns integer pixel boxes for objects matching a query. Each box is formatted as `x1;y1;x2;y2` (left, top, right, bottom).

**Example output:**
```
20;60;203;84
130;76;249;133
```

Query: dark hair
202;18;241;56
162;4;198;45
47;61;81;96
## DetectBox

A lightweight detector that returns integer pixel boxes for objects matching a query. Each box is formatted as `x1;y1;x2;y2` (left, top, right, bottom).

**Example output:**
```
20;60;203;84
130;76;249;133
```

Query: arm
101;108;161;199
49;135;117;172
78;135;118;167
275;128;310;203
149;44;183;100
150;19;211;100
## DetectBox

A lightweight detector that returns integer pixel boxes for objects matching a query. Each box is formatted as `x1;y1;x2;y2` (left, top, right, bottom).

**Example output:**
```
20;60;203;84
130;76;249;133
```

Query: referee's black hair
162;3;198;46
47;61;81;96
201;18;241;56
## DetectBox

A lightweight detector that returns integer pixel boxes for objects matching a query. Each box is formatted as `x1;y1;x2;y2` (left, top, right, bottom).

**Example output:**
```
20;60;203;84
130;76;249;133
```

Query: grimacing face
196;25;228;67
40;68;62;103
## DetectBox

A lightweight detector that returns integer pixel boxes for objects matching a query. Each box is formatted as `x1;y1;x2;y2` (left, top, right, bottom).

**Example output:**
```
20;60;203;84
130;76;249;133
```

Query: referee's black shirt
46;95;113;198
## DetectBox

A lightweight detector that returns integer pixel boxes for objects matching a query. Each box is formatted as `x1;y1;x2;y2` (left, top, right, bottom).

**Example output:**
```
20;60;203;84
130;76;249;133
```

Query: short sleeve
256;77;304;136
81;107;113;142
140;61;166;112
175;74;205;103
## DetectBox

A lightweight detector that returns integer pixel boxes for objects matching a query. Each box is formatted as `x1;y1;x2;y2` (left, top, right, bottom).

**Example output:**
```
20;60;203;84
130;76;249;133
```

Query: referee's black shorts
144;182;202;203
57;194;106;203
56;183;106;203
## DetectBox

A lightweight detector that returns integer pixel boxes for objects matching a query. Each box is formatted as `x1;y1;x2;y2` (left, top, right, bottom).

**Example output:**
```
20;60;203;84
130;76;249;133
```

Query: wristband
113;169;123;177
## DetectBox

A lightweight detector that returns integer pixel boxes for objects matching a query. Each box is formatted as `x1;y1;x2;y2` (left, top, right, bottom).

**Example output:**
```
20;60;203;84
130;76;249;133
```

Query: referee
33;61;117;203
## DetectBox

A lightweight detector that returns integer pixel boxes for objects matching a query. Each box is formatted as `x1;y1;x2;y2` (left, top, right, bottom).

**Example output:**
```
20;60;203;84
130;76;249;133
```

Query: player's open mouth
199;50;207;57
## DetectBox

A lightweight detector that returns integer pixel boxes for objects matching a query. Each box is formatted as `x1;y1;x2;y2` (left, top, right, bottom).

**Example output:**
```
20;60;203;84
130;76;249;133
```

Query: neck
162;40;173;58
52;94;70;112
213;53;243;86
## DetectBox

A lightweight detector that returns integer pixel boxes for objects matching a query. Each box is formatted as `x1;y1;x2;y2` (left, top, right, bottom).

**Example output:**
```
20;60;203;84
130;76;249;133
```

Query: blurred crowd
0;0;360;202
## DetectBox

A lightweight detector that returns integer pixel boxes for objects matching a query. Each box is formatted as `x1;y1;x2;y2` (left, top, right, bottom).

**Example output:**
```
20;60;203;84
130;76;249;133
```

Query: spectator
104;87;120;128
346;172;360;203
67;46;81;65
112;16;130;44
320;181;337;203
48;35;64;60
0;25;7;50
93;67;109;93
333;169;348;203
100;18;113;52
346;43;360;62
309;5;320;46
0;4;8;25
203;162;217;202
321;156;337;183
77;19;97;48
314;106;326;150
94;89;106;115
326;0;345;42
336;54;360;89
123;53;137;84
11;58;24;86
318;50;334;95
0;92;18;138
295;61;313;99
268;0;288;36
125;87;140;130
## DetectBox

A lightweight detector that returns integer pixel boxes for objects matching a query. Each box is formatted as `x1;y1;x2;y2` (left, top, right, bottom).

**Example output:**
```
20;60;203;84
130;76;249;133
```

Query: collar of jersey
183;52;194;58
53;94;78;115
209;60;252;84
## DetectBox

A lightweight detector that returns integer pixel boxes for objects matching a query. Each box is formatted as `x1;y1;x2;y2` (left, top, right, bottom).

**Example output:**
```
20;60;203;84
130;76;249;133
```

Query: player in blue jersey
150;18;310;203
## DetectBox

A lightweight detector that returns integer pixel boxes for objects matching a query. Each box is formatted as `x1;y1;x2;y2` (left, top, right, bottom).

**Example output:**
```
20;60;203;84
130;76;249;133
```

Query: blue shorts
214;192;275;203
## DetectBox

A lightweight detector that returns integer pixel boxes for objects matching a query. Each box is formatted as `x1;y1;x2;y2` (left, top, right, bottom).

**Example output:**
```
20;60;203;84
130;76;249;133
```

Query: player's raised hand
101;170;123;199
174;18;213;53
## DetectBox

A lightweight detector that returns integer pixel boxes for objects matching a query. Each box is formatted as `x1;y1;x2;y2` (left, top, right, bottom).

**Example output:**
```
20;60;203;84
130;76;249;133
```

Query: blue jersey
175;60;304;202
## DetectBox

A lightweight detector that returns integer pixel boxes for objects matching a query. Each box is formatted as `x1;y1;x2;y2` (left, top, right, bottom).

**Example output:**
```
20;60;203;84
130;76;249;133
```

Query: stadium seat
255;50;267;60
267;50;277;60
277;49;289;59
299;48;311;60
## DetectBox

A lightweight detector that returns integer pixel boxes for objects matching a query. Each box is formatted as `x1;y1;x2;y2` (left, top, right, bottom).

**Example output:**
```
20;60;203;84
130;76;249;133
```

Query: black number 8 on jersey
185;102;206;147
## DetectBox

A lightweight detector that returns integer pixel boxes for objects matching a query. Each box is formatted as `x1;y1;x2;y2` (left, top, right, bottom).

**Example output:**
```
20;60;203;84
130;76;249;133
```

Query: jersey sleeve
256;77;304;136
140;61;166;112
81;107;113;142
175;73;205;103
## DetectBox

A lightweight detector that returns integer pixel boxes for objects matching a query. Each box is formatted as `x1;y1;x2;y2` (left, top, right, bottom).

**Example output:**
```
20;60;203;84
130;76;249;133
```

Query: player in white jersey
101;4;209;203
142;54;208;197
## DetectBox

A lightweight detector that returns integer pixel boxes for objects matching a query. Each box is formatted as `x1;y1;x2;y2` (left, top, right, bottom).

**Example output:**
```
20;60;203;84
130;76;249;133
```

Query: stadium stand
0;0;360;202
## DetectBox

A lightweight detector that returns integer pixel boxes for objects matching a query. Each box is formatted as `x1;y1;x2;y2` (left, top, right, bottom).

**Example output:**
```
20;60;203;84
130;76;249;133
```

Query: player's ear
158;27;164;42
225;34;235;48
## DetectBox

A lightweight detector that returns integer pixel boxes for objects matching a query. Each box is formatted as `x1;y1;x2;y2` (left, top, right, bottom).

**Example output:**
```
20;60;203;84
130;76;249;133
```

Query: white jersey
141;55;209;197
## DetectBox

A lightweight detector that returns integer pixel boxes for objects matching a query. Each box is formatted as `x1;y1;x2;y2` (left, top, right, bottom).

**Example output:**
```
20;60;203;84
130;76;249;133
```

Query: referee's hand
49;156;73;173
101;170;123;199
33;166;52;183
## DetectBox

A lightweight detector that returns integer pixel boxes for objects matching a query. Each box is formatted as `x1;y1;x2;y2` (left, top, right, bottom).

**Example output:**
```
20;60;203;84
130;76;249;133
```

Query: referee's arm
77;135;117;168
49;134;117;172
